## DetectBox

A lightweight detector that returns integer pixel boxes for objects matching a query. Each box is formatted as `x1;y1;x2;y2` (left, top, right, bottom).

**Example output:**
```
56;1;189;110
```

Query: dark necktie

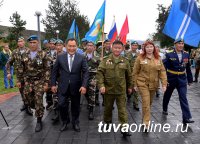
69;55;73;71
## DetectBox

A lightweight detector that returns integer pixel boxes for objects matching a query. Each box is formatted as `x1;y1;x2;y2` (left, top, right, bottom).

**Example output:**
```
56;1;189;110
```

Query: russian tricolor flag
108;18;118;43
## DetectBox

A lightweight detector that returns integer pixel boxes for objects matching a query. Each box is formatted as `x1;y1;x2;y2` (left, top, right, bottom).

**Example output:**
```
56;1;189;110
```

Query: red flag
119;15;129;44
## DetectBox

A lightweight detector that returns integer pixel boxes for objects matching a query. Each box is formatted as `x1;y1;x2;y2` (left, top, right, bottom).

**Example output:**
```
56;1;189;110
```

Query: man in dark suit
51;38;89;132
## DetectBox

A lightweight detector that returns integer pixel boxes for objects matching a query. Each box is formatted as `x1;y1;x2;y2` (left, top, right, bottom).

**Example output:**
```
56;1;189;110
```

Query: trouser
3;66;14;88
104;94;128;125
19;81;29;105
46;88;53;105
24;79;44;118
194;67;200;81
138;86;156;126
163;84;192;120
58;85;80;125
85;74;96;107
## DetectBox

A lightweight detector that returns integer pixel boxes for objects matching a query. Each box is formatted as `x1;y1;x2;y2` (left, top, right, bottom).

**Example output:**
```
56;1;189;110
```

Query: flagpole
101;25;105;60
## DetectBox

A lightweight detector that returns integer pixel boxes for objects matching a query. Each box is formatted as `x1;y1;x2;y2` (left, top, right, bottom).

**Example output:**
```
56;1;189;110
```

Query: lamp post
56;30;60;39
35;11;42;48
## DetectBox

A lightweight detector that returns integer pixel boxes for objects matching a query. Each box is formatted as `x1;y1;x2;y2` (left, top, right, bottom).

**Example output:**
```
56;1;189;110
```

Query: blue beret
86;40;95;45
27;35;38;41
49;38;56;44
55;39;64;45
43;39;48;44
174;38;184;44
131;40;138;45
104;38;110;43
81;38;87;42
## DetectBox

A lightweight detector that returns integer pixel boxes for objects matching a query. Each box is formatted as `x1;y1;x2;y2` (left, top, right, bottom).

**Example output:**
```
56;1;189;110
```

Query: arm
126;61;133;89
81;57;89;88
51;55;59;87
132;57;141;88
96;61;105;89
159;59;168;87
186;55;193;84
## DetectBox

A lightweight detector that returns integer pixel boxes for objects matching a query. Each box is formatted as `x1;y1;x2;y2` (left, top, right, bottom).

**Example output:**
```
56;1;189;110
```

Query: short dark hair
112;40;124;47
65;38;78;45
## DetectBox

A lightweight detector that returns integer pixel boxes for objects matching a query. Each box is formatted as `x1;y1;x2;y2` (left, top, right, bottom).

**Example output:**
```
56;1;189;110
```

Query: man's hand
79;87;86;95
51;86;57;93
134;86;138;92
43;83;48;92
7;74;11;80
128;88;132;95
16;82;21;88
100;87;106;94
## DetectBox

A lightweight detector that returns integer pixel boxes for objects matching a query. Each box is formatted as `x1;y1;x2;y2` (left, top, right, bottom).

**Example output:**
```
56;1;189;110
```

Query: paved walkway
0;82;200;144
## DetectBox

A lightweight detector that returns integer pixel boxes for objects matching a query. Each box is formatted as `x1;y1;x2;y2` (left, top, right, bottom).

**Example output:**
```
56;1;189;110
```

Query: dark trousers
58;85;81;125
163;84;192;120
46;89;53;104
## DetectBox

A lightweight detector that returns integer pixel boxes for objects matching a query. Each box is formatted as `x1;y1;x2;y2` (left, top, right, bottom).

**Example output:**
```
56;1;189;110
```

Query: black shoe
46;103;53;110
60;123;68;131
26;106;33;116
183;119;195;125
35;121;42;132
20;105;27;111
162;111;168;115
133;105;139;111
121;131;131;137
88;107;94;120
73;124;80;132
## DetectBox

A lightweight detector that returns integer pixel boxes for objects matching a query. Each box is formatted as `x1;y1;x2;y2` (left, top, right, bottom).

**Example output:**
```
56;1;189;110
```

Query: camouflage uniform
125;51;139;109
84;52;100;107
22;49;50;118
6;47;29;106
97;54;132;124
46;49;57;109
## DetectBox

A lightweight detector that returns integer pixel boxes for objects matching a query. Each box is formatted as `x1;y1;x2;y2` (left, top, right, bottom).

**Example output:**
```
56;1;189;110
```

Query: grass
0;70;18;95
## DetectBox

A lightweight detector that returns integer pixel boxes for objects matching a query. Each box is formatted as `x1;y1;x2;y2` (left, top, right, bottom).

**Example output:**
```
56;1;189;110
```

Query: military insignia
106;59;112;65
140;59;147;64
183;58;188;63
37;59;43;65
169;58;176;61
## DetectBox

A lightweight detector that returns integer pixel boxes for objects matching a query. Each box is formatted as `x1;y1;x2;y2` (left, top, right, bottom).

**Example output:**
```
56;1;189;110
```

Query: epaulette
103;56;109;59
183;50;189;53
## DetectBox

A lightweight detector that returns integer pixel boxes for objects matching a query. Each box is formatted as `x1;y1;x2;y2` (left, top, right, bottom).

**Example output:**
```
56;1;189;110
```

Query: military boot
35;117;43;132
52;110;59;124
25;105;33;116
88;106;94;120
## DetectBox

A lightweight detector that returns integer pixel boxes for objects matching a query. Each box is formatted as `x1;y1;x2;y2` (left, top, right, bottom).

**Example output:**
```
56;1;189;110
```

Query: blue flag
163;0;200;47
85;0;105;43
67;19;76;40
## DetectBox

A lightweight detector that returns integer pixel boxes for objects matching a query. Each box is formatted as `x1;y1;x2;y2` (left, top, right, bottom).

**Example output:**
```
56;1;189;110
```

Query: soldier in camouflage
84;41;100;120
125;41;140;111
45;38;57;110
22;35;50;132
97;40;132;137
6;37;33;115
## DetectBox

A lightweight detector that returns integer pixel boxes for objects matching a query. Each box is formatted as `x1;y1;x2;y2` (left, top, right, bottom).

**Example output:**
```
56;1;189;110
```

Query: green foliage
42;0;90;41
153;4;174;47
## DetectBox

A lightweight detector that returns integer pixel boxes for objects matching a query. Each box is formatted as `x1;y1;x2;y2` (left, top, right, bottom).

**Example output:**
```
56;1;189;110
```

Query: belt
167;69;185;75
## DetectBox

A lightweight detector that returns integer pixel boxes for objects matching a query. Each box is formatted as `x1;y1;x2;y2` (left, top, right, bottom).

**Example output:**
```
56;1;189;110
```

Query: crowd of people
0;35;196;136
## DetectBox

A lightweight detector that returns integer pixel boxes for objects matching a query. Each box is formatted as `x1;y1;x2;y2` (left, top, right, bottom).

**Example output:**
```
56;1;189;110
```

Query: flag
67;19;76;40
75;24;81;46
119;15;129;44
85;0;105;43
108;17;118;43
163;0;200;47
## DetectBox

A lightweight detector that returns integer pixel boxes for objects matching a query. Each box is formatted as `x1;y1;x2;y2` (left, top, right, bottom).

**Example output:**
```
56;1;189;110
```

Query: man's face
49;42;55;50
66;40;77;55
104;41;111;50
86;42;94;53
131;44;138;52
112;44;123;56
18;39;25;48
29;40;39;51
4;45;9;51
175;42;184;52
56;44;63;53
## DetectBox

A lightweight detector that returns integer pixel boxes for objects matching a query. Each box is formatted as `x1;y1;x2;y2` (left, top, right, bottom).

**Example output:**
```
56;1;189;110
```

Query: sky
0;0;172;41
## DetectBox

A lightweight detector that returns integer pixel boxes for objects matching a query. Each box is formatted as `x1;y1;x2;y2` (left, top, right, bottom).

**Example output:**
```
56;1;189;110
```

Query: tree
7;12;26;50
42;0;90;41
153;4;173;48
0;0;3;7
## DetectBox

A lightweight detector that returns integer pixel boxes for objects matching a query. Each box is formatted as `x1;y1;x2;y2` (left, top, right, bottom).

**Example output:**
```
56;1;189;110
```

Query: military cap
49;38;56;44
174;38;184;44
103;38;110;43
27;35;38;42
81;38;87;42
55;39;64;45
18;36;24;41
43;39;48;45
131;40;138;45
